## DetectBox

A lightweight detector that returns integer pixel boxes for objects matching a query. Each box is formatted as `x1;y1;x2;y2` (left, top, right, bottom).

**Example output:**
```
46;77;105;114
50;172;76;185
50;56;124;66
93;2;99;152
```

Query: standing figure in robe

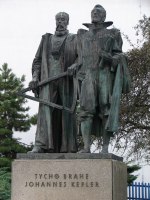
29;12;78;153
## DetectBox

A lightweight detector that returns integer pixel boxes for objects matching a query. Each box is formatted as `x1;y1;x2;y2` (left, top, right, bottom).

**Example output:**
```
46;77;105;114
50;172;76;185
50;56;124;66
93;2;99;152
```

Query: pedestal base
11;153;127;200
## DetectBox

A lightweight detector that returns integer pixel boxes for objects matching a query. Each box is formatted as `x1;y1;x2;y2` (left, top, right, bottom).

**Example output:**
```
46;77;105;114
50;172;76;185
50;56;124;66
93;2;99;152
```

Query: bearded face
55;13;68;32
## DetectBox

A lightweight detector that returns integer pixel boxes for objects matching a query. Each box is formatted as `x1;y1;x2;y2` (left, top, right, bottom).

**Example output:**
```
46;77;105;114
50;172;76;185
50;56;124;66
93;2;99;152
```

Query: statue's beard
55;25;68;36
56;25;67;32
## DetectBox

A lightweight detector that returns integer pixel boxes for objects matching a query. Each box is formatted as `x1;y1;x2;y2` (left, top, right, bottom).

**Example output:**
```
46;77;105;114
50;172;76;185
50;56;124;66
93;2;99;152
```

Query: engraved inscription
24;173;100;188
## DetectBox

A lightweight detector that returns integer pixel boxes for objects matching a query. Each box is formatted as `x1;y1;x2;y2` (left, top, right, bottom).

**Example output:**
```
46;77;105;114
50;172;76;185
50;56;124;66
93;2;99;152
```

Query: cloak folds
33;33;78;152
92;54;131;136
106;54;131;132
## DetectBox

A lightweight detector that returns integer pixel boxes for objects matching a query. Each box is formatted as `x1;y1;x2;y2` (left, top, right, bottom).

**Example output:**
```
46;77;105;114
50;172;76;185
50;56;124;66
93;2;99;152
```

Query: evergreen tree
0;167;11;200
0;63;32;168
127;164;141;185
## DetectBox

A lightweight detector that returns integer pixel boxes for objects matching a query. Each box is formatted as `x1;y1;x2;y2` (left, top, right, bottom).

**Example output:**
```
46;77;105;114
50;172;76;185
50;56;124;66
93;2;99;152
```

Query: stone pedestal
11;153;127;200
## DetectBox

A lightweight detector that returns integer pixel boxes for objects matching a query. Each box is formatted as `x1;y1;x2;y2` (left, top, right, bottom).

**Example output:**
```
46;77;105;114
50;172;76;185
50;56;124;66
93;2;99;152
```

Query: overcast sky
0;0;150;88
0;0;150;182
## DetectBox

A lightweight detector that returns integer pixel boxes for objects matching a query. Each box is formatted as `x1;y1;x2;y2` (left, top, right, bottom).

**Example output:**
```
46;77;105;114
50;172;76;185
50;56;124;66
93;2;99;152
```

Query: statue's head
55;12;69;32
91;5;106;23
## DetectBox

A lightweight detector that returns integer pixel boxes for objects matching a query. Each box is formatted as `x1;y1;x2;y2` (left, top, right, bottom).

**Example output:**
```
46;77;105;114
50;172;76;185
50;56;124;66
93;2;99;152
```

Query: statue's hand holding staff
29;78;39;97
67;63;78;76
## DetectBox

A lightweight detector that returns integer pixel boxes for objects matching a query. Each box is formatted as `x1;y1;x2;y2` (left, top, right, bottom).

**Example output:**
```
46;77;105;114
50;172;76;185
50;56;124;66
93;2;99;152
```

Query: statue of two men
29;5;130;154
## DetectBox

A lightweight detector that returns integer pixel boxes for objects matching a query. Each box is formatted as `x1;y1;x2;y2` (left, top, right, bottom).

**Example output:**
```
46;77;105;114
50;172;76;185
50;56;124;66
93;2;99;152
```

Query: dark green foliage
0;63;32;162
127;164;141;185
0;167;11;200
0;158;11;168
0;63;31;134
0;63;34;199
30;114;38;125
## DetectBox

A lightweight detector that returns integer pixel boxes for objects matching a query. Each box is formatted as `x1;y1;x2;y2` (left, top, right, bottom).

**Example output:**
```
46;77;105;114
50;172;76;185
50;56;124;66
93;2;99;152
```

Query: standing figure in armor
29;12;78;153
77;5;130;153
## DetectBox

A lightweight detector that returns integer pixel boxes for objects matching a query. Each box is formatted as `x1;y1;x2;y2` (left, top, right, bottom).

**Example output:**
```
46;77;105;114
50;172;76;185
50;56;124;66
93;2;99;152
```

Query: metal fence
128;182;150;200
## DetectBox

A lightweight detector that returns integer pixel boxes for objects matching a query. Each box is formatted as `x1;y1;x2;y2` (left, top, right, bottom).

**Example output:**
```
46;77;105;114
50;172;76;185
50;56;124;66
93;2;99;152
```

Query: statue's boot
27;146;45;153
101;131;112;153
78;119;92;153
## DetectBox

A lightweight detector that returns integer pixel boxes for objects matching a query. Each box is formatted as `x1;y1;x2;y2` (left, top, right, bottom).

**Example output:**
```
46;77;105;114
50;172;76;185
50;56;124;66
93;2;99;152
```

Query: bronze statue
77;5;131;153
29;12;78;153
23;6;131;154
